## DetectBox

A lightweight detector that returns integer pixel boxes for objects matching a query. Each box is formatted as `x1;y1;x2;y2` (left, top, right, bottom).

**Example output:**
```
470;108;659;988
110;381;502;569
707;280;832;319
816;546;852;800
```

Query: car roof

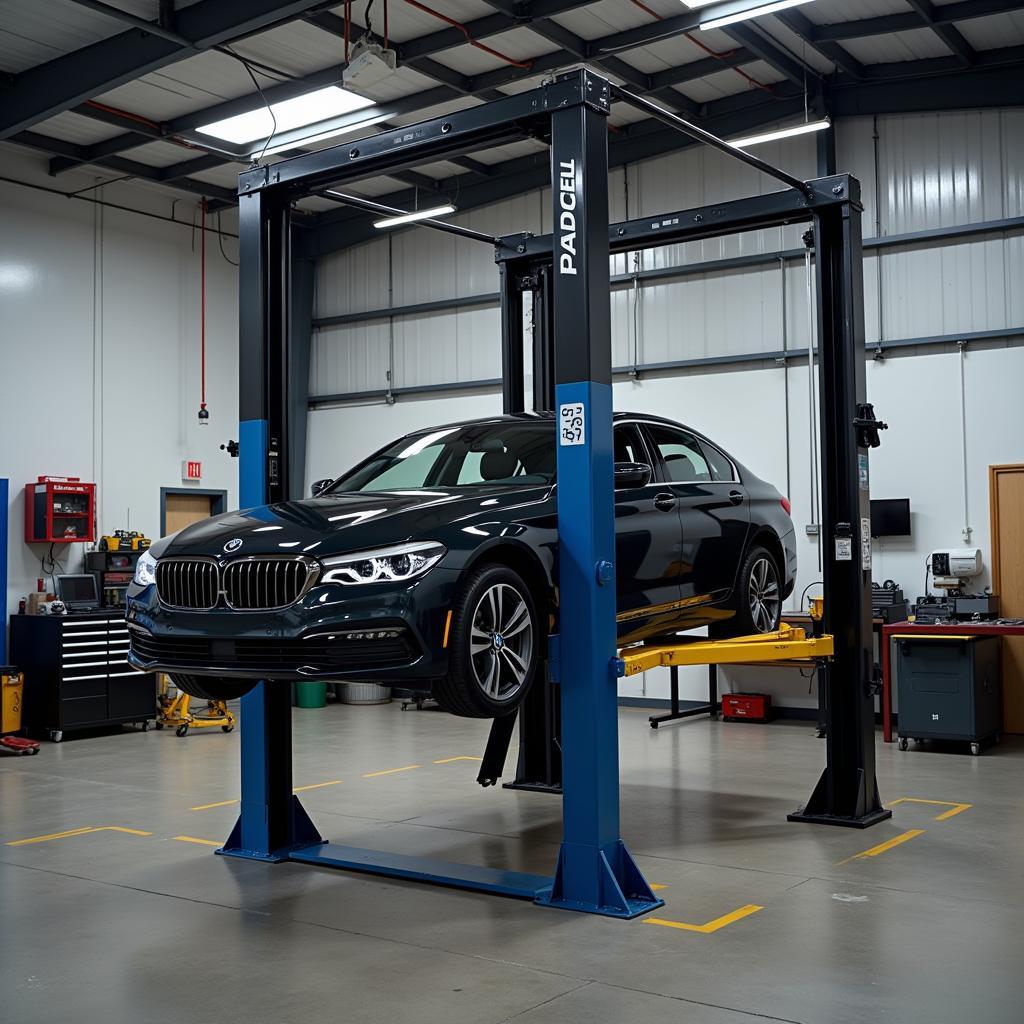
408;411;694;432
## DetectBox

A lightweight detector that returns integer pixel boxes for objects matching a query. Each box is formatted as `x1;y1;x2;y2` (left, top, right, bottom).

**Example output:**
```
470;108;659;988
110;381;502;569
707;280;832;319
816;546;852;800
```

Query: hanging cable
402;0;533;69
383;0;389;49
198;198;209;425
216;210;239;266
344;1;351;62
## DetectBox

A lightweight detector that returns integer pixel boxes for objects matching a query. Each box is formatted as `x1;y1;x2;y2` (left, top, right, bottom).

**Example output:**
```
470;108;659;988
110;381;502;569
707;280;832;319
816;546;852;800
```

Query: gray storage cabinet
896;634;1001;754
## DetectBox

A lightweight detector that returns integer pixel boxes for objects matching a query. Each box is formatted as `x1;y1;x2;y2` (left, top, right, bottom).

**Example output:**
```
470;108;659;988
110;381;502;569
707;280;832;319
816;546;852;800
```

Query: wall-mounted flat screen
870;498;911;537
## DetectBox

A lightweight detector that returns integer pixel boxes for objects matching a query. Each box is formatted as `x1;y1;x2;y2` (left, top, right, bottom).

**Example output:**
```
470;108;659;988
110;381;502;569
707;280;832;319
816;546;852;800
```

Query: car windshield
327;422;556;493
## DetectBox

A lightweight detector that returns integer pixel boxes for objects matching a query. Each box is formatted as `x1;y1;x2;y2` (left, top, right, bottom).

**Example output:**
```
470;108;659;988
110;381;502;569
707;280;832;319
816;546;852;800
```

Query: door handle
654;493;677;512
728;490;744;506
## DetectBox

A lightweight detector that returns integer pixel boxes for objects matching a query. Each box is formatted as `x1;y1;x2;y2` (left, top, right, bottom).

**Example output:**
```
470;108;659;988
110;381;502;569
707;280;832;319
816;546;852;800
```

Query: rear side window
613;423;648;465
647;425;711;483
699;442;737;482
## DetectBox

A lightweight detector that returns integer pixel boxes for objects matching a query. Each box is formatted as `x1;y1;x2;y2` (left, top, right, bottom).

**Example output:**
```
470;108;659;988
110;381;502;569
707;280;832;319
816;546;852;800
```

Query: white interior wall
307;106;1024;710
0;151;239;627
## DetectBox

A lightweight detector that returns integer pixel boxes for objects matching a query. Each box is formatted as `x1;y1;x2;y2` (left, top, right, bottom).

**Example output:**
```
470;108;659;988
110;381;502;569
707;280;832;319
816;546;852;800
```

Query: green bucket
294;681;327;709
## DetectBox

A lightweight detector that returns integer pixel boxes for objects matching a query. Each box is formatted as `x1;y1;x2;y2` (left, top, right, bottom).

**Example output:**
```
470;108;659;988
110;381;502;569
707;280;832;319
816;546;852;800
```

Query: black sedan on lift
126;413;795;718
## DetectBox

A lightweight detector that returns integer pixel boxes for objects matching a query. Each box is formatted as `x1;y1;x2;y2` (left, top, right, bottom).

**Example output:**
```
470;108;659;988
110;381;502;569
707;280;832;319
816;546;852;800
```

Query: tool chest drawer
10;610;156;740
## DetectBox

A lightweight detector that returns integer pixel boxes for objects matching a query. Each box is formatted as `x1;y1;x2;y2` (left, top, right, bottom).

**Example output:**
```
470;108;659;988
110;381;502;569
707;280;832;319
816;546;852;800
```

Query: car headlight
320;541;446;585
133;549;157;587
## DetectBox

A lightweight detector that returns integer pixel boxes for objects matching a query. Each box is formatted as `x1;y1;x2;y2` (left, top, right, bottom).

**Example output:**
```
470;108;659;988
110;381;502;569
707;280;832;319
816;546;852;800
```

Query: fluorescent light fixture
373;204;456;229
196;85;374;145
697;0;815;31
729;118;830;149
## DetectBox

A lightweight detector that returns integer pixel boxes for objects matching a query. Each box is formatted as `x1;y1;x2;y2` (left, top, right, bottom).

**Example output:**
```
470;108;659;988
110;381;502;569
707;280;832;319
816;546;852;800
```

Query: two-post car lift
219;68;889;922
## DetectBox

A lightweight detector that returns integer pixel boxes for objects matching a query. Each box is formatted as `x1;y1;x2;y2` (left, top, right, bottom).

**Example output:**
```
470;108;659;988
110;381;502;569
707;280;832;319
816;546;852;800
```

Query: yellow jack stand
156;676;236;738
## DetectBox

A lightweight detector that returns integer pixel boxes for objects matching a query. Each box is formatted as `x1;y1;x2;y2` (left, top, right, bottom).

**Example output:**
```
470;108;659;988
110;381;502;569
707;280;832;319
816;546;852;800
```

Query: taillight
781;497;792;516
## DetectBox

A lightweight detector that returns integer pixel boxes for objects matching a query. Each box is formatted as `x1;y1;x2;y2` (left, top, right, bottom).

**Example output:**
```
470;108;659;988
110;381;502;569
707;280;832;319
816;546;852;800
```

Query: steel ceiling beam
812;0;1024;42
774;10;864;79
905;0;977;65
720;22;817;87
10;130;236;205
0;0;339;139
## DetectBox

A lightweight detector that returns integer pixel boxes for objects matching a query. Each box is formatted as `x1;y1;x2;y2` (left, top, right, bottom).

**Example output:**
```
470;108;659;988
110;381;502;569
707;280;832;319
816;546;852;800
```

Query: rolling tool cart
895;634;1001;755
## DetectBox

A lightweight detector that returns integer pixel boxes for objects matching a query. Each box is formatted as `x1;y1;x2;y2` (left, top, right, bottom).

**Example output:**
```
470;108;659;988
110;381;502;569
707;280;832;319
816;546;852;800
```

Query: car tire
721;544;782;637
170;674;257;702
433;564;541;719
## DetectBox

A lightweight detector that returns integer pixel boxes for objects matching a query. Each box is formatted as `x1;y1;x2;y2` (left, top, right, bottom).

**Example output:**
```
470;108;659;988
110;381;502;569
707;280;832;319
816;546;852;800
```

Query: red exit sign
182;460;202;481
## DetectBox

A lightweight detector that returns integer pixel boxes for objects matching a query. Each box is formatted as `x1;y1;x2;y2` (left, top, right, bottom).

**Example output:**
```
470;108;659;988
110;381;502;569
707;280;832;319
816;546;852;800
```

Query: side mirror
310;478;333;497
614;462;651;490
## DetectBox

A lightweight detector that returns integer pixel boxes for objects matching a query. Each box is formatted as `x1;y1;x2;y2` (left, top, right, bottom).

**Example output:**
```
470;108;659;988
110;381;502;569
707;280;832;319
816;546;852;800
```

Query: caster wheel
30;747;40;755
898;737;908;751
155;722;164;730
50;730;63;743
970;742;981;756
141;720;150;732
176;724;189;738
221;724;234;733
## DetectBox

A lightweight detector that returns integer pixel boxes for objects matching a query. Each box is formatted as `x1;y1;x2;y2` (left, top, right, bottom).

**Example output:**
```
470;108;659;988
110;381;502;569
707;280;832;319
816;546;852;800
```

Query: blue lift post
538;95;661;917
218;69;661;915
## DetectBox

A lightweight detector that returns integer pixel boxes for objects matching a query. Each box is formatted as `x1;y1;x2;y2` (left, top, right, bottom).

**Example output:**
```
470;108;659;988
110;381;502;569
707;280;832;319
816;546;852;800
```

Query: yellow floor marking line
6;826;153;847
173;836;221;847
650;883;669;891
889;797;973;821
838;828;926;865
190;799;239;811
433;756;483;764
292;780;344;793
644;904;763;934
363;764;421;778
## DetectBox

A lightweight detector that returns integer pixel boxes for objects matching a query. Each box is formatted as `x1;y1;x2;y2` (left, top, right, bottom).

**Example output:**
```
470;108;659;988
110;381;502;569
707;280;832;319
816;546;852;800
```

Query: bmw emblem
224;538;243;553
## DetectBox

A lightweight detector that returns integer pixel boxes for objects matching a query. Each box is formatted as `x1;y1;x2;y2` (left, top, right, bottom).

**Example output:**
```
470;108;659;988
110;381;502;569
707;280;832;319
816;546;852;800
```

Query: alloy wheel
748;556;780;633
469;582;534;702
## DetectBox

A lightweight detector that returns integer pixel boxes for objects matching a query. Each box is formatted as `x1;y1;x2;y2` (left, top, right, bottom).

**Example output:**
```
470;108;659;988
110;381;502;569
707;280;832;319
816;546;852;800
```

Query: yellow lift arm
616;623;834;678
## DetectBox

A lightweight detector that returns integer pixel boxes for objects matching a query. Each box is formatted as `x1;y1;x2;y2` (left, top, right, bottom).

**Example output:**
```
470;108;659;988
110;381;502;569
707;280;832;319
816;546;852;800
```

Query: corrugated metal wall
312;108;1024;399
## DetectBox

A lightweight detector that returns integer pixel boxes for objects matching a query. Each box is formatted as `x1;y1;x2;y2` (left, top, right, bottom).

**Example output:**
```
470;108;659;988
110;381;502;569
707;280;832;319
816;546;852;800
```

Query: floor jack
1;735;40;756
156;676;236;737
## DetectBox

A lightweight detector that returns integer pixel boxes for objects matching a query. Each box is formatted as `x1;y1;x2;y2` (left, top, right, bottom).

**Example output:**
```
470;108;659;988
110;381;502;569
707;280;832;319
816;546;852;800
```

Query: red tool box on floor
721;693;772;723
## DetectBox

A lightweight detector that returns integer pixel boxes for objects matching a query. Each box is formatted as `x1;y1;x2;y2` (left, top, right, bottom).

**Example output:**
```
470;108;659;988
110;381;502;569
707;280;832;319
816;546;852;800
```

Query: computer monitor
55;574;100;610
870;498;911;538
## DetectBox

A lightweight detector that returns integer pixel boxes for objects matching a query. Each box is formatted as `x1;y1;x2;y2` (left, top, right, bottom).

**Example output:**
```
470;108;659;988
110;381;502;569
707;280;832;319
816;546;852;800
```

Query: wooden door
990;464;1024;733
164;492;216;535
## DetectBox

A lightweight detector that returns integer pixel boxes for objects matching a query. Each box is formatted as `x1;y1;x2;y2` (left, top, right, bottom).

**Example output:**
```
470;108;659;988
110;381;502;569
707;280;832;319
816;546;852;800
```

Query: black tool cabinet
896;634;1001;755
10;611;155;741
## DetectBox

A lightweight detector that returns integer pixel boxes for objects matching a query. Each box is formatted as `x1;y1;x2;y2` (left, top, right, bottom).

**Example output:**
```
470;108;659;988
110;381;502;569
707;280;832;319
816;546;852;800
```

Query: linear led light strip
373;204;457;228
729;118;830;149
681;0;816;32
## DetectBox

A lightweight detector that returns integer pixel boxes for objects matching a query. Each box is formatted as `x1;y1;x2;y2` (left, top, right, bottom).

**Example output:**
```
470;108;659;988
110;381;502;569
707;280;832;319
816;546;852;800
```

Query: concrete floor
2;702;1023;1024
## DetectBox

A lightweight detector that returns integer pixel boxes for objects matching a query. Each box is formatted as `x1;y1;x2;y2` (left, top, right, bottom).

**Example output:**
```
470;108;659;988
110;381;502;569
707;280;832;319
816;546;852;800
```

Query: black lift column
790;178;891;828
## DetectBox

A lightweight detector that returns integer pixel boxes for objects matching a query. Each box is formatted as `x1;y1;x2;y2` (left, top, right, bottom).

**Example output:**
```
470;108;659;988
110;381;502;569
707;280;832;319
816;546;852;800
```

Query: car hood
155;486;551;560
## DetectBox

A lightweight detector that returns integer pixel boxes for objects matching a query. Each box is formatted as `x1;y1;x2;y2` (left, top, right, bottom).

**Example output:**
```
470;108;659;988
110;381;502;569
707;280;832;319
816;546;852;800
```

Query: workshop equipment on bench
156;675;235;738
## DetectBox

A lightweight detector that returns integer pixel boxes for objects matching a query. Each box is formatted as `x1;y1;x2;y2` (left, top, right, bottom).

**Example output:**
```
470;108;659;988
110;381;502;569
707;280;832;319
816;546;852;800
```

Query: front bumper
125;568;461;682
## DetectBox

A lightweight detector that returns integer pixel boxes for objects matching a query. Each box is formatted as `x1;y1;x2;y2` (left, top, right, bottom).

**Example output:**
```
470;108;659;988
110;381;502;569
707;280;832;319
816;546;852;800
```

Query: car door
641;422;750;606
612;422;684;643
